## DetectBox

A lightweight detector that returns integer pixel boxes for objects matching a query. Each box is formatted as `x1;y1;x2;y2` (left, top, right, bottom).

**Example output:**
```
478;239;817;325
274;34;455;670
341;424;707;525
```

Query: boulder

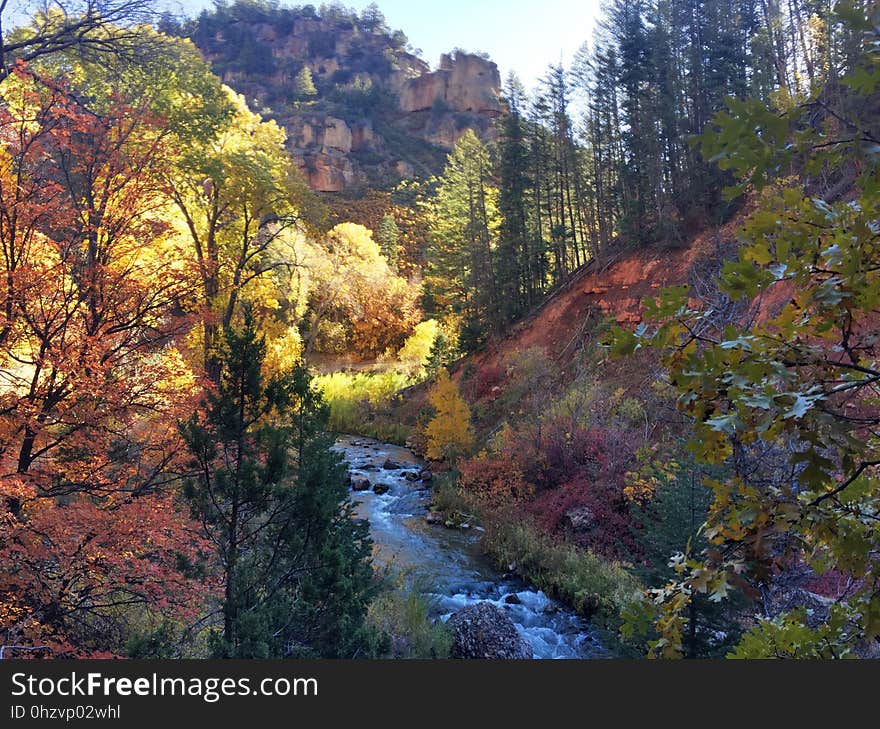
562;505;598;533
372;483;391;495
447;602;533;660
425;511;444;525
419;469;433;483
351;477;371;492
404;471;420;482
382;459;401;470
504;593;522;605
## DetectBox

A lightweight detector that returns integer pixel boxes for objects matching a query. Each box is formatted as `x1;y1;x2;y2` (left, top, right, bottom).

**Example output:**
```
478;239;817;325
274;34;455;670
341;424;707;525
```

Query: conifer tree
293;65;318;100
496;73;532;322
376;213;401;272
426;130;500;350
180;310;375;658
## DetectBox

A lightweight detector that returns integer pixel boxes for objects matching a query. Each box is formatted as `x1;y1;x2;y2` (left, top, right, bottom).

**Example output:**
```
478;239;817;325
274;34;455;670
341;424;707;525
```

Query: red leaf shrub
460;416;643;560
526;475;638;559
465;362;506;401
497;417;638;493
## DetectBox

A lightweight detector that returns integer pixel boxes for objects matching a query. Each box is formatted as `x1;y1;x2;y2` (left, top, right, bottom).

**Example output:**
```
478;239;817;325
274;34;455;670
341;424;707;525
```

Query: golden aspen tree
424;370;474;461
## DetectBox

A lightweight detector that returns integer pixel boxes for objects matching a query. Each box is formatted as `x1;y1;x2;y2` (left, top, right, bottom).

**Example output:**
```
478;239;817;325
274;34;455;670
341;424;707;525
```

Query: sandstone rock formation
285;116;356;191
190;9;505;191
399;52;503;115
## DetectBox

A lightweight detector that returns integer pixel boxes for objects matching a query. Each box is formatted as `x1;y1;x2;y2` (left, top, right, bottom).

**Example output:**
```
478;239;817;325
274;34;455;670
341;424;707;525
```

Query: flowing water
333;435;608;659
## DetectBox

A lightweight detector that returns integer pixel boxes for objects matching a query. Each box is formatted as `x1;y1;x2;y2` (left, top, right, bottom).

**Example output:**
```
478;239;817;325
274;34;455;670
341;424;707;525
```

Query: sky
164;0;603;91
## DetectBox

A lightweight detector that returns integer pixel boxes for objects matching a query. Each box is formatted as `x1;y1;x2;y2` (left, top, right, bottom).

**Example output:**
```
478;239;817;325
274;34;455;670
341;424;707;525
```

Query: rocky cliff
185;2;504;191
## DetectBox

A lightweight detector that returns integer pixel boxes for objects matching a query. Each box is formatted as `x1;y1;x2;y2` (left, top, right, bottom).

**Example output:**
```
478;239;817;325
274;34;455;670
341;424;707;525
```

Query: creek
333;435;608;659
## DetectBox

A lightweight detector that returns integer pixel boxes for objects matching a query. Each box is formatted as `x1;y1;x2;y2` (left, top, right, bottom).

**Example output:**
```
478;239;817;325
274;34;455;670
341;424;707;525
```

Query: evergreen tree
426;130;500;349
180;310;376;658
293;66;318;100
632;461;742;657
496;73;532;321
359;2;388;33
421;0;859;338
375;213;400;272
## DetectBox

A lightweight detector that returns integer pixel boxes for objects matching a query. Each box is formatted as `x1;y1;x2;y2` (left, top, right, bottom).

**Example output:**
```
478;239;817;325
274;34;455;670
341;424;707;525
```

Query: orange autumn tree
0;65;211;657
304;222;421;357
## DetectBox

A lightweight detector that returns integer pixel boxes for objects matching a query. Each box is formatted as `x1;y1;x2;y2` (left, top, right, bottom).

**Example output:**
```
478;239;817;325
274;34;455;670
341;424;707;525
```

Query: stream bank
334;435;609;659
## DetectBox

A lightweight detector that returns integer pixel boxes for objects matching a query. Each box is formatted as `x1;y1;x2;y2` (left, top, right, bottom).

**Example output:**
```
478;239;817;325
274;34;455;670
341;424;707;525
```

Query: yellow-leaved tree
397;318;439;376
424;370;474;461
304;222;421;357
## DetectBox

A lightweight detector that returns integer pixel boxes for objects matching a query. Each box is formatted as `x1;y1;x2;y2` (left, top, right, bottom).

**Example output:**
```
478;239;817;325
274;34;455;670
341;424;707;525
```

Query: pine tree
632;461;742;657
496;73;532;322
293;66;318;100
180;310;376;658
359;2;388;33
375;213;400;272
426;130;500;349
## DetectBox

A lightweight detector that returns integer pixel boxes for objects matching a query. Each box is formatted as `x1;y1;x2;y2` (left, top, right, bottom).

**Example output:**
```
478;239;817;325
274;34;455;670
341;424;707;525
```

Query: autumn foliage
304;223;421;358
423;370;474;461
0;65;209;656
458;412;641;559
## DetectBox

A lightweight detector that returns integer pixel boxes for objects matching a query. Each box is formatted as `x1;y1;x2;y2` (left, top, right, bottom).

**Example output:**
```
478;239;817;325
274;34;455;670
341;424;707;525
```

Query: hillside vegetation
0;0;877;660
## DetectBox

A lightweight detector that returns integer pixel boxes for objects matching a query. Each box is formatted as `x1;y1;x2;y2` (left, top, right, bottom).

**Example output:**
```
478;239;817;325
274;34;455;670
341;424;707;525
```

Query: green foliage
366;578;452;659
424;330;458;379
495;73;536;322
629;458;743;657
425;130;501;347
293;66;318;100
376;212;401;272
125;622;181;660
315;370;411;408
191;4;277;76
481;518;642;636
313;371;412;443
608;14;880;658
181;312;377;658
729;606;855;659
429;471;472;515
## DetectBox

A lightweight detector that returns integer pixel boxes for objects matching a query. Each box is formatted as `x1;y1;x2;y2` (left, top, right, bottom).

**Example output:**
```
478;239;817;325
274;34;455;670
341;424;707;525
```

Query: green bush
313;371;412;443
428;472;477;527
481;518;641;634
366;578;452;659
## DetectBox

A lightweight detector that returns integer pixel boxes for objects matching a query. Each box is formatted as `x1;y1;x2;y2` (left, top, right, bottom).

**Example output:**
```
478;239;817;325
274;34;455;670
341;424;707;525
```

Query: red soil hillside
397;202;798;449
460;211;752;385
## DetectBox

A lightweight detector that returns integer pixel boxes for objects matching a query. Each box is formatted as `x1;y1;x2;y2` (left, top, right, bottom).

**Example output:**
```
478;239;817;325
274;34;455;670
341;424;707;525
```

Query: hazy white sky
163;0;603;90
